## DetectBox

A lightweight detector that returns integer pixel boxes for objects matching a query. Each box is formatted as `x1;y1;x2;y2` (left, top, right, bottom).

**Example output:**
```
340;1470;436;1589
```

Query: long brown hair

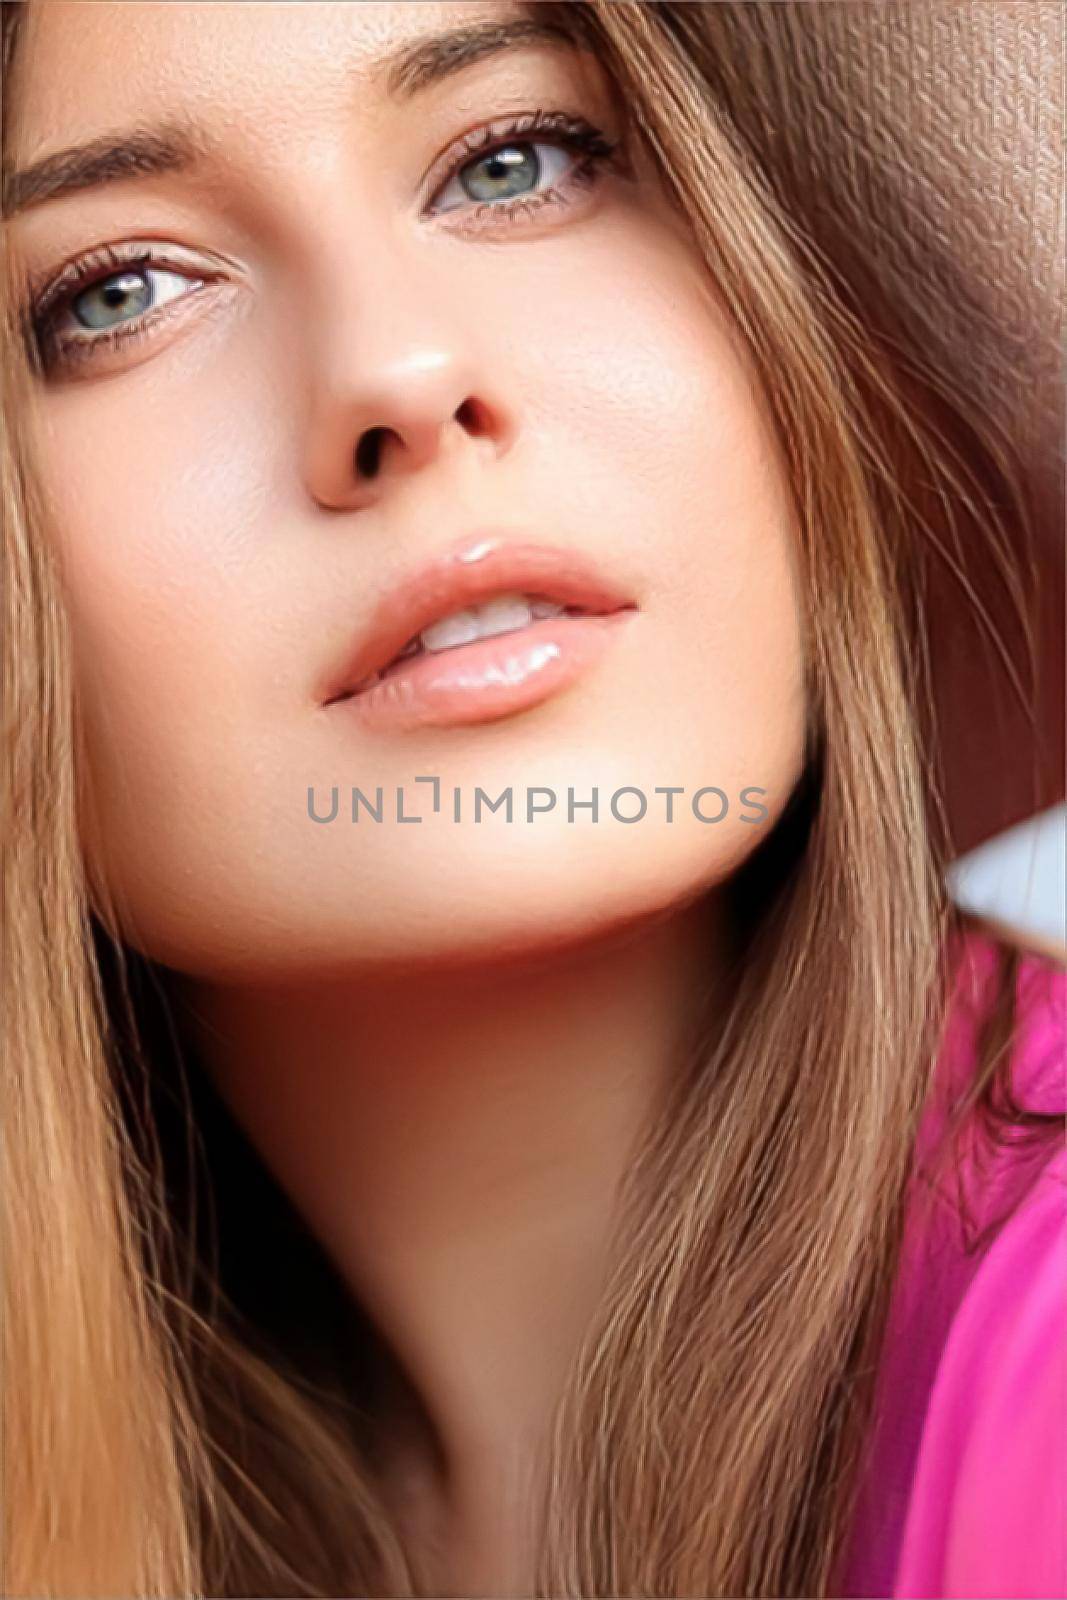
3;3;1062;1595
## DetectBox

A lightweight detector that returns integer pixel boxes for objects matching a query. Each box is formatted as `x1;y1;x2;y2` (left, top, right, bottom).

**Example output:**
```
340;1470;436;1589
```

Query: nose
302;285;518;513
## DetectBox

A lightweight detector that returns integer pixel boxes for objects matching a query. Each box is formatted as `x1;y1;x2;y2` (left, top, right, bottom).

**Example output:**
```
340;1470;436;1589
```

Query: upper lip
322;534;638;704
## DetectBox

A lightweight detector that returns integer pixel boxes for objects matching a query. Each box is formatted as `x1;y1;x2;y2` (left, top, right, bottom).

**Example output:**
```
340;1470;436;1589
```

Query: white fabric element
946;804;1067;953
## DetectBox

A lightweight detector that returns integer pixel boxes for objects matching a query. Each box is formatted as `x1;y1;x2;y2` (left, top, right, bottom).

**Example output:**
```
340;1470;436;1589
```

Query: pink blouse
839;925;1066;1598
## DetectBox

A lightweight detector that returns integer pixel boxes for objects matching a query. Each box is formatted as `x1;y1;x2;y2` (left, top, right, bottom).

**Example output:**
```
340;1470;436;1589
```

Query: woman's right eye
53;264;204;338
24;249;213;377
41;262;206;344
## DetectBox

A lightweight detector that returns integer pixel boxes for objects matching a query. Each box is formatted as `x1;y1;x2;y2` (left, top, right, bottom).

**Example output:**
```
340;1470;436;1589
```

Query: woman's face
9;0;807;979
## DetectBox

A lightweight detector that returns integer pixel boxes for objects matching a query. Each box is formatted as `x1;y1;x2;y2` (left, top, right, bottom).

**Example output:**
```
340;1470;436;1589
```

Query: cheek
526;224;810;896
29;358;282;898
502;204;806;637
507;220;809;783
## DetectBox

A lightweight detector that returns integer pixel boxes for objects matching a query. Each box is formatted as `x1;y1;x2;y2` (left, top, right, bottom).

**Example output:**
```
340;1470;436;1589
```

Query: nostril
456;397;490;435
355;427;389;479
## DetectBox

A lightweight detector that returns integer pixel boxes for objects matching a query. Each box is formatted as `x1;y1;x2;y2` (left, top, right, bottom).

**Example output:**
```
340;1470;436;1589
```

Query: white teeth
418;609;483;652
417;592;564;654
472;594;538;638
344;594;573;694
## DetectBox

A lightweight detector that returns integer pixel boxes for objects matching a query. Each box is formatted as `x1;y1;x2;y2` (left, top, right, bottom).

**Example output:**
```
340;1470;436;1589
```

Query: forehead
10;0;543;158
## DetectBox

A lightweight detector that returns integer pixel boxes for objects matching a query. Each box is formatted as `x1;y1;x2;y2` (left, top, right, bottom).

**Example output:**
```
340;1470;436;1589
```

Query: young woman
3;2;1063;1595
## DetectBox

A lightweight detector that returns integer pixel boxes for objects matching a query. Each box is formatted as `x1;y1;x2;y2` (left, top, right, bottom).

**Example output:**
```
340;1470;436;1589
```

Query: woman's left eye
431;137;576;213
425;114;620;222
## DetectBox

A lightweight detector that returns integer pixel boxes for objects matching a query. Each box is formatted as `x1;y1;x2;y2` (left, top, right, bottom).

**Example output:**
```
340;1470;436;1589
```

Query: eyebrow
383;16;579;98
2;16;582;218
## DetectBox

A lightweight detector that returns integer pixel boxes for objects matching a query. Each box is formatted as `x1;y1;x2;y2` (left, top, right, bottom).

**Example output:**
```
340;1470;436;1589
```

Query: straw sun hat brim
692;0;1064;859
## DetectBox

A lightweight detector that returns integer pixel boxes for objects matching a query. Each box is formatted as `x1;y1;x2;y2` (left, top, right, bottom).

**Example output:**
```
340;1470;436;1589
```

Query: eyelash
26;109;621;376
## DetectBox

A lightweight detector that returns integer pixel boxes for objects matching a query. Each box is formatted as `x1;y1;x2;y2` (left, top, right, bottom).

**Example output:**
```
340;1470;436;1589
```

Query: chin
91;706;806;981
195;826;752;983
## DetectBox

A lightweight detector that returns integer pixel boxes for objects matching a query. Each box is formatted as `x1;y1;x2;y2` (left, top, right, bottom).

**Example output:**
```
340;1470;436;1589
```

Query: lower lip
328;609;637;732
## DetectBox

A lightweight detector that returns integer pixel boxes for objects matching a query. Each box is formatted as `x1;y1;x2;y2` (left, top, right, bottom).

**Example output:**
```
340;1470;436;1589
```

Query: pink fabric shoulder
839;924;1067;1599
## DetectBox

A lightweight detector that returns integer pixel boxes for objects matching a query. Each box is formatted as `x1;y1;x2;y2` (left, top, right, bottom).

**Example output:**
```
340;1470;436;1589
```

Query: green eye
459;143;542;204
433;138;572;214
66;264;198;333
70;268;153;330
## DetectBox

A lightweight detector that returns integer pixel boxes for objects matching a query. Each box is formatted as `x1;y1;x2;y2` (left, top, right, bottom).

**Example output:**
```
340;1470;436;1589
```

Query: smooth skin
9;3;808;1589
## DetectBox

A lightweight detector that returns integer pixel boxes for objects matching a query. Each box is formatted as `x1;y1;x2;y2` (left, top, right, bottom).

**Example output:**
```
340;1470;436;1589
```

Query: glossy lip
321;534;639;707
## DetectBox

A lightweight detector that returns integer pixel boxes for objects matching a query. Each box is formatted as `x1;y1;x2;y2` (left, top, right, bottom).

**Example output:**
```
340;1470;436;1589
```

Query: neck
175;893;726;1587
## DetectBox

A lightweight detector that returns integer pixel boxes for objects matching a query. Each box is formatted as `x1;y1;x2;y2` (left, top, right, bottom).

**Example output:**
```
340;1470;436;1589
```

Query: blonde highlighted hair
3;3;1062;1594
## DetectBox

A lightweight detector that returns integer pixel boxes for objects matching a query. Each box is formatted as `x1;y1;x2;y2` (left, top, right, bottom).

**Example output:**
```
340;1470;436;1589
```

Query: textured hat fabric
699;0;1063;520
692;0;1064;856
